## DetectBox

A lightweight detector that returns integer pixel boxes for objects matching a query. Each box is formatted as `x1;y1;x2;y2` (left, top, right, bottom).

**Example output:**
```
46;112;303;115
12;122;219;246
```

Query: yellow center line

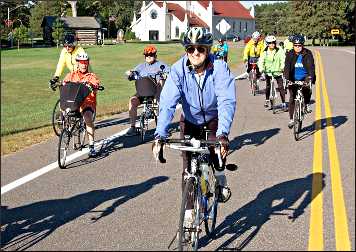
308;50;324;251
318;51;351;251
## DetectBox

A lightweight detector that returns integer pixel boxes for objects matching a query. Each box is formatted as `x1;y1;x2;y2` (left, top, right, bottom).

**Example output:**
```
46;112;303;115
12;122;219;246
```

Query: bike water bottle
200;163;209;195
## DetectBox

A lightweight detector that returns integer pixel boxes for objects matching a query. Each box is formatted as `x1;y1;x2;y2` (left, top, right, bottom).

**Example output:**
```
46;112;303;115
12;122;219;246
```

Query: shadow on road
228;128;280;155
199;172;325;250
298;115;347;141
95;117;130;130
0;176;169;250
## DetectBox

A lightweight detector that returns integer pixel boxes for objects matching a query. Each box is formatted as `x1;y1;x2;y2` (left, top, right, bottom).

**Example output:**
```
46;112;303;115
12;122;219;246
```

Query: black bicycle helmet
182;27;213;48
292;34;305;44
288;34;294;41
63;33;77;46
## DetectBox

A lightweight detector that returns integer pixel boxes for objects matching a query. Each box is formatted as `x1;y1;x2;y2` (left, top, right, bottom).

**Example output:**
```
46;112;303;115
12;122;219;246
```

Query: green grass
1;42;243;137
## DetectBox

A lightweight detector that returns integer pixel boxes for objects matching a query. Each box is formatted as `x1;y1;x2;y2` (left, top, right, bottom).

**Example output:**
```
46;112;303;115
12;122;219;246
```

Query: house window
233;21;235;32
150;9;158;19
245;22;248;31
239;22;241;32
175;26;179;38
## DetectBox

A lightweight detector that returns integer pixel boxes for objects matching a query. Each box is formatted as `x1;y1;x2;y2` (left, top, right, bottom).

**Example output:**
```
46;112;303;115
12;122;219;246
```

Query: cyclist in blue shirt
152;27;236;225
284;34;315;128
214;38;229;62
125;45;170;136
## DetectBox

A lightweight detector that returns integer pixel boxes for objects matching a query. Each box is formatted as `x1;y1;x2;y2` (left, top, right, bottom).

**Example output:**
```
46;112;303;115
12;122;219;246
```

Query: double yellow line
308;50;351;251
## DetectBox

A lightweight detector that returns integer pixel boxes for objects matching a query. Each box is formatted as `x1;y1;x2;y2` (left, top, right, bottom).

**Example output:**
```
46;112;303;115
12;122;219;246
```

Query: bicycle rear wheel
204;167;218;237
293;100;302;141
140;114;146;142
58;129;75;168
52;99;63;136
178;177;200;251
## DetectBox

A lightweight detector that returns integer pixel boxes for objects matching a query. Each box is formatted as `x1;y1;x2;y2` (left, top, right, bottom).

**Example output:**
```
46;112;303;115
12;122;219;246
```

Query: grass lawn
1;41;243;154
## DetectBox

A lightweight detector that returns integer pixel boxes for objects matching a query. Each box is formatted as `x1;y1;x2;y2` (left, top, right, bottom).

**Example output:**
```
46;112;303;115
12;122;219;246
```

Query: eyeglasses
186;46;206;54
293;44;303;48
144;53;156;57
77;60;89;64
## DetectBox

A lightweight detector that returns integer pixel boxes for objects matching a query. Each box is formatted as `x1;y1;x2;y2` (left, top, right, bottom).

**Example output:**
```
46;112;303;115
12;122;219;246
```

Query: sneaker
218;186;232;203
282;103;288;112
305;104;312;113
288;119;294;129
126;126;138;136
88;146;97;158
264;100;269;108
184;209;194;228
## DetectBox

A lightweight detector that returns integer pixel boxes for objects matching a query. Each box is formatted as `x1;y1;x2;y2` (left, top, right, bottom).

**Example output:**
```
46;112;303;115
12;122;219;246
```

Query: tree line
254;0;355;45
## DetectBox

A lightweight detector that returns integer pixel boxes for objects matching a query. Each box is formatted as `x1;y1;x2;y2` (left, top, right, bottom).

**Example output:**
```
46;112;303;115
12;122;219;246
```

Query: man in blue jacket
152;27;236;226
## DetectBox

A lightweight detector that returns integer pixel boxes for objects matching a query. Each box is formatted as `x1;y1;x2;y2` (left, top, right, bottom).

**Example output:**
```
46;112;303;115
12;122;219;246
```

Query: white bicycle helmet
182;27;213;48
251;31;261;41
265;35;276;43
75;52;89;61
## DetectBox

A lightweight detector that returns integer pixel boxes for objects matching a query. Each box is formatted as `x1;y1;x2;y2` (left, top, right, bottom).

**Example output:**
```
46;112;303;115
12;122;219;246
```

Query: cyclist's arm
283;51;292;81
278;49;286;73
257;51;265;73
54;49;66;77
214;61;236;137
154;67;182;139
242;44;250;62
86;73;100;90
306;52;316;84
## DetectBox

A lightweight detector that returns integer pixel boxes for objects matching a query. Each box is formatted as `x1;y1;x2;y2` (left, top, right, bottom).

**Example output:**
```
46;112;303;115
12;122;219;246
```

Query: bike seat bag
59;82;91;112
135;77;157;97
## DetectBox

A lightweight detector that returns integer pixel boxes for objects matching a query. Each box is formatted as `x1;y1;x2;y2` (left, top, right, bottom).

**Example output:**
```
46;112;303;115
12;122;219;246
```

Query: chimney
67;1;77;17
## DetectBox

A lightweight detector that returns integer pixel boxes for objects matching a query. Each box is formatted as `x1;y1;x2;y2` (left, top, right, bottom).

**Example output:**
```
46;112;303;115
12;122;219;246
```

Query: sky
240;1;287;10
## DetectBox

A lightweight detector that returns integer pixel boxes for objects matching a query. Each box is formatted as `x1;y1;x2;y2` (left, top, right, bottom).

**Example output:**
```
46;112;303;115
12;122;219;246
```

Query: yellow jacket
243;40;265;61
283;38;293;52
54;46;85;77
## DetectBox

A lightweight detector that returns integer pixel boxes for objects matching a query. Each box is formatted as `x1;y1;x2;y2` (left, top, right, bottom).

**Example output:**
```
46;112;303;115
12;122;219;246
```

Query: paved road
1;47;354;251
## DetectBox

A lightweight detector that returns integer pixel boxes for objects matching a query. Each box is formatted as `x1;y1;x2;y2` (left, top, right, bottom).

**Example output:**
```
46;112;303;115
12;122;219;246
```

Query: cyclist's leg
288;85;297;119
276;76;286;103
129;95;141;128
265;75;271;106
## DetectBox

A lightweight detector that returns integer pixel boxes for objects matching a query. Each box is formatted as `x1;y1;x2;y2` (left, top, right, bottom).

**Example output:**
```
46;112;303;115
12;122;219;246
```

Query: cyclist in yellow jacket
243;31;265;79
49;34;86;89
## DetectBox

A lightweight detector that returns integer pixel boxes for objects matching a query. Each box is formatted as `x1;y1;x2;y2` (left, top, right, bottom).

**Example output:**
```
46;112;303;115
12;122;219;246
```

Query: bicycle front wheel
293;100;301;141
58;129;75;169
178;177;200;251
52;99;63;136
204;167;218;237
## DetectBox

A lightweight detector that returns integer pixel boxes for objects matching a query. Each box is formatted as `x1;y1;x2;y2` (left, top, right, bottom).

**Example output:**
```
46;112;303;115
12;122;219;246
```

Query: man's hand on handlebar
217;134;229;159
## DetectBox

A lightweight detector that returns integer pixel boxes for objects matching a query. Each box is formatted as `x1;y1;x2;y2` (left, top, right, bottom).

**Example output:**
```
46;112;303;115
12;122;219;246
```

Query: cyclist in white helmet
62;52;102;157
152;27;237;227
243;31;265;80
258;35;287;110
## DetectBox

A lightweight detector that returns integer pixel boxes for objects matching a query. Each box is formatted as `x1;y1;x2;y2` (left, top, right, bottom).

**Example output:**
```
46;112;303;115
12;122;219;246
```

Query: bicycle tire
293;99;301;141
75;119;86;150
140;114;146;142
178;177;200;251
203;166;218;237
58;129;74;169
52;99;63;136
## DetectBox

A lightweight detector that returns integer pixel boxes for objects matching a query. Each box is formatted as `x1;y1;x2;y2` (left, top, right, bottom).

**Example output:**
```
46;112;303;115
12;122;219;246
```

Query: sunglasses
77;60;89;64
293;44;303;47
186;46;206;54
144;53;156;57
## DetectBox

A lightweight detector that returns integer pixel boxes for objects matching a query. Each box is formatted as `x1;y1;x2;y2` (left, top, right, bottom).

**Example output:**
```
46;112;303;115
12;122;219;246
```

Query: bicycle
248;57;260;96
132;66;168;142
265;72;280;114
288;80;311;141
53;81;104;168
159;135;225;251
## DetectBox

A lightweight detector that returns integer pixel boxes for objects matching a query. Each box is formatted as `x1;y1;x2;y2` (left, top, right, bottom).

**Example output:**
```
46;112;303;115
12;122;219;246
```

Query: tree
13;24;29;51
52;18;65;48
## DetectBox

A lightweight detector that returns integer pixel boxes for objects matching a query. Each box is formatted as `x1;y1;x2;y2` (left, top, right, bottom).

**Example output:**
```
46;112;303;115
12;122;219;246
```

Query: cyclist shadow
298;115;347;141
95;117;130;130
0;176;169;251
228;128;280;155
199;172;325;250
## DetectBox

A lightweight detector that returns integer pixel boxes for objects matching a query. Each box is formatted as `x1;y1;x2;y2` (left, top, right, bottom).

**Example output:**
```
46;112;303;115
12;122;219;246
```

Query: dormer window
150;9;158;19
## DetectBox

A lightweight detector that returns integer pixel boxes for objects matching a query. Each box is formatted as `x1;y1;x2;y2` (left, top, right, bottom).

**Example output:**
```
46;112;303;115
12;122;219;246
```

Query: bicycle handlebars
52;81;105;91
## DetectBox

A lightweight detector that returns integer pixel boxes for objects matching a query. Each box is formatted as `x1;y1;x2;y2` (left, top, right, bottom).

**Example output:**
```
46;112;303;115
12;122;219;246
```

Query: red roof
198;0;253;19
153;1;208;27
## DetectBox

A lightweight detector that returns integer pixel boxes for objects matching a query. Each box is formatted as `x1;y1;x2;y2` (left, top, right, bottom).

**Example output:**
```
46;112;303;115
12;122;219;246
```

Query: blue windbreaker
154;54;236;138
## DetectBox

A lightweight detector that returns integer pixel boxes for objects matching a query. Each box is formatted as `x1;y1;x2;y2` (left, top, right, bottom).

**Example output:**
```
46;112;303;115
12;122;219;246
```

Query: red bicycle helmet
143;45;157;55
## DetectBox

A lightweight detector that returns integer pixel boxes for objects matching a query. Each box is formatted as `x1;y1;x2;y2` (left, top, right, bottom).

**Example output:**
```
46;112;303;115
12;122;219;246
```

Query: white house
130;1;255;41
